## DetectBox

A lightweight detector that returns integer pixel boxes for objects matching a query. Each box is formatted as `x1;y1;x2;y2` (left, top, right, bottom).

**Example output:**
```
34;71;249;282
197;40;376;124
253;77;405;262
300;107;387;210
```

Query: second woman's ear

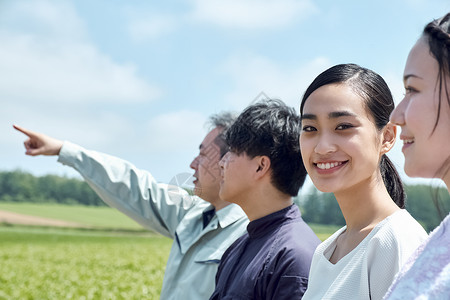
380;122;397;154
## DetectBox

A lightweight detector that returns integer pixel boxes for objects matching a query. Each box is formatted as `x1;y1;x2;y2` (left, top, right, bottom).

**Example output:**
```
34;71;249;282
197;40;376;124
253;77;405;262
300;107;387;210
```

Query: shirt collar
247;204;300;238
212;203;247;228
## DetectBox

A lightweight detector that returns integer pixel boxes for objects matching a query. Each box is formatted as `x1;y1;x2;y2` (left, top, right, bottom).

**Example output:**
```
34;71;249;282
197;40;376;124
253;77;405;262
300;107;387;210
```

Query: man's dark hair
225;99;306;196
208;112;238;158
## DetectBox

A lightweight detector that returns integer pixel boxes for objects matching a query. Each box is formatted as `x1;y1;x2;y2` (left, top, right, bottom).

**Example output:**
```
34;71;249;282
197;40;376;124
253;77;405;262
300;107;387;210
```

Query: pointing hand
13;124;63;156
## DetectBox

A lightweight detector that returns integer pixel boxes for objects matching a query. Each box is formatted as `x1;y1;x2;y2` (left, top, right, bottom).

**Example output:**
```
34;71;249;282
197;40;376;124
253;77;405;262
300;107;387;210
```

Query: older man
14;112;248;300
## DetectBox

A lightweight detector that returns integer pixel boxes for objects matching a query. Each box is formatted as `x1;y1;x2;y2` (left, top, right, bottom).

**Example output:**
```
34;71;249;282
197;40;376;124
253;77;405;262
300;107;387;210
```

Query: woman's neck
329;177;400;264
334;177;400;231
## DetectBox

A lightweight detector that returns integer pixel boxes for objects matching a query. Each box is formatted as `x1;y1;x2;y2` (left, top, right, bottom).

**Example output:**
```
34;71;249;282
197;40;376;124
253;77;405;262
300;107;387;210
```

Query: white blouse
303;210;428;300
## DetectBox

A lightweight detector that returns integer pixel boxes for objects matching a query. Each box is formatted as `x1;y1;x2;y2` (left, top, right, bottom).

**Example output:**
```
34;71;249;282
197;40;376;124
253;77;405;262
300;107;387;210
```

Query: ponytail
380;155;405;208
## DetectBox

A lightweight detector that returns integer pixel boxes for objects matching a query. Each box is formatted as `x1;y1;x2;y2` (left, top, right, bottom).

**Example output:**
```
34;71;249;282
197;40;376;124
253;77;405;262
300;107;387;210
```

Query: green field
309;223;341;241
0;202;144;230
0;226;172;299
0;203;337;299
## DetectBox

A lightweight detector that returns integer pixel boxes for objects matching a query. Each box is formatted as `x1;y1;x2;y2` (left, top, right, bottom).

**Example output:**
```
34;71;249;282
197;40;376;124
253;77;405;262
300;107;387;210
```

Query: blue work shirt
210;205;320;300
58;141;248;300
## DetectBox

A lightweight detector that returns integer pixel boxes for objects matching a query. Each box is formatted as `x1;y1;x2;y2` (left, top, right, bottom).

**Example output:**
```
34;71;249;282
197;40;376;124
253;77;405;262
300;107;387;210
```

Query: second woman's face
300;84;386;194
390;37;450;181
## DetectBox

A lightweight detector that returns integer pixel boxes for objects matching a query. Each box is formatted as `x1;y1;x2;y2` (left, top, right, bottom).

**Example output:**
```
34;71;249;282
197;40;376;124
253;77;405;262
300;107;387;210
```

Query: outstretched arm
13;124;63;156
14;124;198;237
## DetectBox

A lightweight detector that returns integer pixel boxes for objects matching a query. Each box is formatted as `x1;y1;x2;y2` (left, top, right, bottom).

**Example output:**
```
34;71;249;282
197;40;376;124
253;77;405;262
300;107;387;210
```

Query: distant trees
404;184;450;231
1;170;449;231
298;184;450;232
0;170;105;206
296;189;345;226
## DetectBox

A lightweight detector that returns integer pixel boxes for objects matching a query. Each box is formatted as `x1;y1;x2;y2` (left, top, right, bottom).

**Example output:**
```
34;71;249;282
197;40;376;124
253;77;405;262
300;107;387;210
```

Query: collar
211;203;247;228
247;204;300;238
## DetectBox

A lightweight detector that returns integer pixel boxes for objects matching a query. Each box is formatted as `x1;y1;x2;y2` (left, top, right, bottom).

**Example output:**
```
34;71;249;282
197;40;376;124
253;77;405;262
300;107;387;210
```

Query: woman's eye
302;126;316;132
404;86;417;95
336;124;353;130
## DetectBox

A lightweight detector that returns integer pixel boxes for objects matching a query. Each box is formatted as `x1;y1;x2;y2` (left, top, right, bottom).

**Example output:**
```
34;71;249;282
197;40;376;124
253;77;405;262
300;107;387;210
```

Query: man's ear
381;122;396;155
254;156;271;179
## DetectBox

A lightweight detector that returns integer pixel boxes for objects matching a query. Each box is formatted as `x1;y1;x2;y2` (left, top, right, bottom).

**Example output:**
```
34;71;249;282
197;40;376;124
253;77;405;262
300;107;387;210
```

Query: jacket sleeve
57;141;200;239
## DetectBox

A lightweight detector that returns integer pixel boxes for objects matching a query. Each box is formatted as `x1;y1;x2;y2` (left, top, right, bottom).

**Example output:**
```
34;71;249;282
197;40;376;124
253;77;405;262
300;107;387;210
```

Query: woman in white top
299;63;428;300
383;13;450;300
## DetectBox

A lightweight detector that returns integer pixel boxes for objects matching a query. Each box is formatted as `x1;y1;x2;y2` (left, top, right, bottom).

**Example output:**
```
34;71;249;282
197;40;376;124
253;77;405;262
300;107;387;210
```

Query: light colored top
58;141;248;300
383;212;450;300
303;210;428;300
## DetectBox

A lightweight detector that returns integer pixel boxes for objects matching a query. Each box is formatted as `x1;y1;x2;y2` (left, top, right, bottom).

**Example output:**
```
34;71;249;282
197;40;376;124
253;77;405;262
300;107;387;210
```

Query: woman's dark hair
300;63;405;208
422;13;450;219
423;13;450;135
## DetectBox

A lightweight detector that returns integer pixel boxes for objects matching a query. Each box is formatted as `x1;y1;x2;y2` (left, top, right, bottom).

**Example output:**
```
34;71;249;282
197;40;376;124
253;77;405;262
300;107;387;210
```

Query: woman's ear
381;122;397;155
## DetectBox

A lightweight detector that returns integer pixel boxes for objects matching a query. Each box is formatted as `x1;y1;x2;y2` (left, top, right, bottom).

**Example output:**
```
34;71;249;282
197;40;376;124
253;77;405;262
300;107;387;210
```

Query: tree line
0;170;105;206
297;184;450;232
1;170;448;231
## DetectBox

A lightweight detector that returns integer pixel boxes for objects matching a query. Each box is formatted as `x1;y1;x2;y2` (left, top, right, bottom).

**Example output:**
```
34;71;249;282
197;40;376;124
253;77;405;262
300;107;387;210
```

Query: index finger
13;124;36;138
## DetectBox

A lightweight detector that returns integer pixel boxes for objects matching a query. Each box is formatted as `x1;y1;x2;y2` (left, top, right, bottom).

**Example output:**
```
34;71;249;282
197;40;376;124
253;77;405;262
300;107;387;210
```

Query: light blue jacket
58;141;248;300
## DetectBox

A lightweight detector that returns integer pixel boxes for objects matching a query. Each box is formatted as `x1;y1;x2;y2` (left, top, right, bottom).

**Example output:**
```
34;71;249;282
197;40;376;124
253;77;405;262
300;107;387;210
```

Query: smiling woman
384;13;450;299
300;83;394;198
390;32;450;182
299;64;428;300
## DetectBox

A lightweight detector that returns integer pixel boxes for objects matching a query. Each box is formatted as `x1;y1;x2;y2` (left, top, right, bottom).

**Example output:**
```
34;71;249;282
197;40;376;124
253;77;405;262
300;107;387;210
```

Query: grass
309;223;341;241
0;203;170;299
0;226;172;300
0;203;340;240
0;202;144;230
0;202;339;299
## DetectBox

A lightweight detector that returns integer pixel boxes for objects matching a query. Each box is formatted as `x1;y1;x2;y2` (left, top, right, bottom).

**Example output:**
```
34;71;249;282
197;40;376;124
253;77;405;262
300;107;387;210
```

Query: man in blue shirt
210;100;320;299
14;113;248;300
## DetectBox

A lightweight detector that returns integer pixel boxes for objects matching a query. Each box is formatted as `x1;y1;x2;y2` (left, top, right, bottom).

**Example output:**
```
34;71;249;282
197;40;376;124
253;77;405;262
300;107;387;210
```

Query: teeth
404;139;414;144
317;162;342;170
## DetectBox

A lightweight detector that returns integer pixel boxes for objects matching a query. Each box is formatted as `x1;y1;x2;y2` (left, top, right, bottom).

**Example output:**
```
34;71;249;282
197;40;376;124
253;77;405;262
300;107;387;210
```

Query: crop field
0;203;337;299
0;203;144;230
0;226;172;299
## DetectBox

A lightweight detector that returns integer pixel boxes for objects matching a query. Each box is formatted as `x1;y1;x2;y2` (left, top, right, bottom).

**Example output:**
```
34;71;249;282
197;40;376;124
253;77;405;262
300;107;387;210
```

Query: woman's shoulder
367;210;428;256
374;209;427;237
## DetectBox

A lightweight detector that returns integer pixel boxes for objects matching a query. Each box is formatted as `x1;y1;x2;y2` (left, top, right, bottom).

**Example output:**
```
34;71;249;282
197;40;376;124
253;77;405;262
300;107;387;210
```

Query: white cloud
190;0;318;30
128;15;178;42
221;53;331;109
144;110;207;154
1;0;163;179
1;0;87;41
0;1;161;104
4;100;135;150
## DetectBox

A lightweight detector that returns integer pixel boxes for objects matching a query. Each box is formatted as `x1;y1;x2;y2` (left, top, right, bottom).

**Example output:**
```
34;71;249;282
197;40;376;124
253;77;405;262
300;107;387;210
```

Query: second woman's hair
423;12;450;134
300;63;405;208
423;13;450;218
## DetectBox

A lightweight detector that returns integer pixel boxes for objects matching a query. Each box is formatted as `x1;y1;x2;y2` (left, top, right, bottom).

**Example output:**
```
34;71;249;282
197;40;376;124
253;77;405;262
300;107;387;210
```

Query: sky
2;0;449;191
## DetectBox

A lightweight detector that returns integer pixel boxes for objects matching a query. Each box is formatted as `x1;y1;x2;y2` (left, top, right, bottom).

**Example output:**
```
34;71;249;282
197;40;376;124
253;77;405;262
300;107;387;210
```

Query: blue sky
2;0;449;189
